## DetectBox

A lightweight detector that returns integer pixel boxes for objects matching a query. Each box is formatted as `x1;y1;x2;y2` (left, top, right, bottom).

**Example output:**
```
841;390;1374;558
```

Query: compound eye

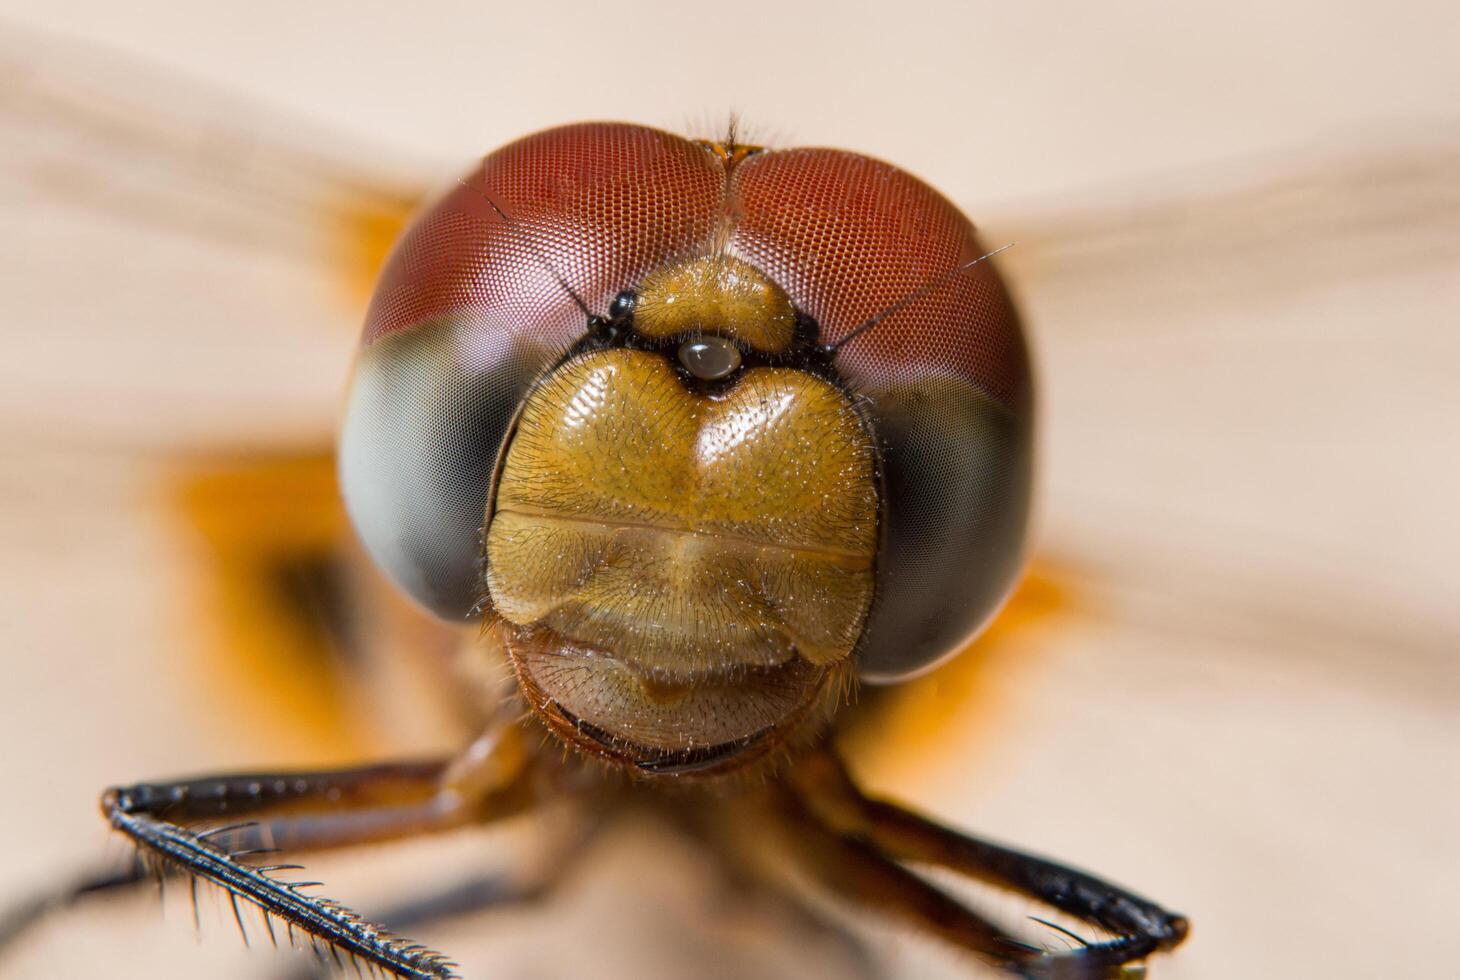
677;336;742;380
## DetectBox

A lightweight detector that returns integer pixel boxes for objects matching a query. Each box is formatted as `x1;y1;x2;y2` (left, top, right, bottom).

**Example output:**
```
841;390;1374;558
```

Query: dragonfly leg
100;721;536;979
683;810;885;980
277;812;602;980
779;748;1189;979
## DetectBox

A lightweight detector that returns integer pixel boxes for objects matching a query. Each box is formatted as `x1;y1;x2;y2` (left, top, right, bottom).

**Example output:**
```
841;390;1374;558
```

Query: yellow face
483;257;879;774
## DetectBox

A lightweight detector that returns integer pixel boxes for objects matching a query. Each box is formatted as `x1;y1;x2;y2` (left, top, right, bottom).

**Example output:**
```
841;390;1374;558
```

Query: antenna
826;242;1015;354
455;174;598;322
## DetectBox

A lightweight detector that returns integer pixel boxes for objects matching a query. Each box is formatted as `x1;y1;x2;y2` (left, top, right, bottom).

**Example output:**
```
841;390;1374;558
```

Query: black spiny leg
782;749;1189;979
101;723;537;979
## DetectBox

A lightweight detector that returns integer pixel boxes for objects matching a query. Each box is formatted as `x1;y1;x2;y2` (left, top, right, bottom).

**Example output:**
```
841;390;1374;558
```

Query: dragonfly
0;17;1456;980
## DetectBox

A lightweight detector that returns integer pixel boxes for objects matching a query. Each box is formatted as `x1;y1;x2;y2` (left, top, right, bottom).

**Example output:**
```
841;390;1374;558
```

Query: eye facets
678;336;742;380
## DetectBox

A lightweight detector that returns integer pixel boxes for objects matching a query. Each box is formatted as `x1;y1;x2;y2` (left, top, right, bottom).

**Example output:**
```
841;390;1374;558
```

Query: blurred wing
990;134;1460;671
0;22;424;450
854;135;1460;979
0;25;464;814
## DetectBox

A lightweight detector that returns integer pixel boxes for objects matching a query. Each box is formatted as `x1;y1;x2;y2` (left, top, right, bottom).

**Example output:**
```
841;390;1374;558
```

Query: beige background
0;2;1457;978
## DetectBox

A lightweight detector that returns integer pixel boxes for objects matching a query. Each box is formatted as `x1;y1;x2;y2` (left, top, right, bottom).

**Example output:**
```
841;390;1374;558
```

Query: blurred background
0;2;1456;978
